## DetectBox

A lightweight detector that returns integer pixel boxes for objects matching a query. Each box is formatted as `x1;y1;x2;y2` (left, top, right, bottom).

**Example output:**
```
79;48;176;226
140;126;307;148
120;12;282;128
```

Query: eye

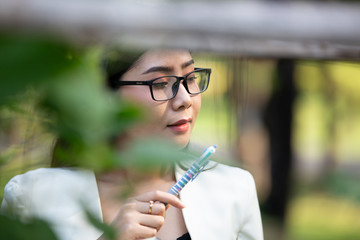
152;80;169;89
186;75;197;83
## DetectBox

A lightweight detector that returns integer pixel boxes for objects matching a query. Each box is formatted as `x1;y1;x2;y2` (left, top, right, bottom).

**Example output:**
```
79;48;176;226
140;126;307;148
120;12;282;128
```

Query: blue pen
168;145;217;196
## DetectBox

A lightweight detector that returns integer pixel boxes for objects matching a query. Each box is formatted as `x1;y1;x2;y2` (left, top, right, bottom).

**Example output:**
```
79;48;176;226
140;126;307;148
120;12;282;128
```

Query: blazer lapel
175;162;235;240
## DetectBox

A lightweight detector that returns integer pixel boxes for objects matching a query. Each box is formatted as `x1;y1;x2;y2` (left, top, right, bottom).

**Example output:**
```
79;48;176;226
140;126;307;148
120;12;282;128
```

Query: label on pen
168;145;216;196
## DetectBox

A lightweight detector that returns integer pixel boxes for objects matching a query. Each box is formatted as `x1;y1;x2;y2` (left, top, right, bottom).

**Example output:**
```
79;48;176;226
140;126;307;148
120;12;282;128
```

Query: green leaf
0;214;58;240
0;34;79;105
117;137;192;172
85;210;116;240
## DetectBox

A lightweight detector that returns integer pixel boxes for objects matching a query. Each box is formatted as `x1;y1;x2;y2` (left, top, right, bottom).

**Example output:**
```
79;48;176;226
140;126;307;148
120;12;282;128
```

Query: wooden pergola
1;0;360;59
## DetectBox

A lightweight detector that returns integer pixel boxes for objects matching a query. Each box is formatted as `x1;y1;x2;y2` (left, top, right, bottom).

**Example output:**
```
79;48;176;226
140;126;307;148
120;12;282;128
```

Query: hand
111;190;185;240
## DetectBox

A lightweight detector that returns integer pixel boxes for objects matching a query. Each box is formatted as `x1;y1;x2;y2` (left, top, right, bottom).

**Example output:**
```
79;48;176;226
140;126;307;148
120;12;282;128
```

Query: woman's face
119;49;201;148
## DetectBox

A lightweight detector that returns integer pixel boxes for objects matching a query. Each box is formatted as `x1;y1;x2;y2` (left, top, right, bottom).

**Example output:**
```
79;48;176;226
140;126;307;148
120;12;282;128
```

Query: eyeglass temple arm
117;81;152;86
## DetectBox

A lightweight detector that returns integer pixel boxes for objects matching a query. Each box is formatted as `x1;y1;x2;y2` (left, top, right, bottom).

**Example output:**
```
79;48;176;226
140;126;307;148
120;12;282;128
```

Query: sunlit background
192;57;360;240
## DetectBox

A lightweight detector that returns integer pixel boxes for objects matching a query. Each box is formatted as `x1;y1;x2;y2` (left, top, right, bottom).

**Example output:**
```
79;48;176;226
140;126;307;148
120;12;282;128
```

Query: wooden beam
1;0;360;59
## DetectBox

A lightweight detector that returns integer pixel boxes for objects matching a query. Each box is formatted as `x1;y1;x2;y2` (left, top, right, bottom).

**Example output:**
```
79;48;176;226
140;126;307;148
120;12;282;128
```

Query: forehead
136;49;193;70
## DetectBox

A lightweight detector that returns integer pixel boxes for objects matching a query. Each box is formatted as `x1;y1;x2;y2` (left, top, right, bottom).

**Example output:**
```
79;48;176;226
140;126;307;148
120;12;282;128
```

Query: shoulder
2;168;98;215
182;142;256;194
2;168;69;202
185;142;252;181
4;167;97;194
4;168;96;191
176;158;256;201
2;168;103;240
207;161;252;178
202;161;256;196
8;167;94;181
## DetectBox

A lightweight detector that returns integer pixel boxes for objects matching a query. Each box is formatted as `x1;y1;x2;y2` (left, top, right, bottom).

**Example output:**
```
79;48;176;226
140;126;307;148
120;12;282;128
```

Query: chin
162;128;192;149
171;135;191;150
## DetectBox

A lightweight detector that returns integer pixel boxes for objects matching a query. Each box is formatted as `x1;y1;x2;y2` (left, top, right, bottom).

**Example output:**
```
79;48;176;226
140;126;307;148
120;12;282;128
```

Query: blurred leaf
1;33;193;240
117;137;192;172
40;47;143;171
0;214;58;240
85;209;116;240
53;141;116;171
0;34;79;105
39;47;142;143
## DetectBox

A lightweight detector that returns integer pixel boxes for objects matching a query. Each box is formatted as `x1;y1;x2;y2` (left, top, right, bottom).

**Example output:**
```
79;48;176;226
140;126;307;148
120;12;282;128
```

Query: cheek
119;86;152;104
192;95;202;122
120;87;167;123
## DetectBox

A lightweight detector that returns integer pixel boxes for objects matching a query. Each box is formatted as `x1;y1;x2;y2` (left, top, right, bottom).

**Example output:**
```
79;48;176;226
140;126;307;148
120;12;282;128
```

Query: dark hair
102;48;145;90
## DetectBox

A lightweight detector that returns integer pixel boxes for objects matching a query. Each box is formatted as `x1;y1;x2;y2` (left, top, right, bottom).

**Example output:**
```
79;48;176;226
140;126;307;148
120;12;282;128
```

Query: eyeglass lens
151;70;209;101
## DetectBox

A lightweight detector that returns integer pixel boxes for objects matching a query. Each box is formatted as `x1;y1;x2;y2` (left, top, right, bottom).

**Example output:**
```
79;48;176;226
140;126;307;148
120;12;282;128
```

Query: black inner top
177;232;191;240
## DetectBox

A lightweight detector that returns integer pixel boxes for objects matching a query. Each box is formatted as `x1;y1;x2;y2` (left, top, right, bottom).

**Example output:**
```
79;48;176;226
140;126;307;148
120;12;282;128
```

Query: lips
167;118;192;133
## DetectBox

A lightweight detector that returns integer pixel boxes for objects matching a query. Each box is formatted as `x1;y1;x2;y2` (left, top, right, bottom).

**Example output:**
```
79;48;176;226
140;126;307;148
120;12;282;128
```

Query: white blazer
177;161;263;240
1;168;103;240
1;164;263;240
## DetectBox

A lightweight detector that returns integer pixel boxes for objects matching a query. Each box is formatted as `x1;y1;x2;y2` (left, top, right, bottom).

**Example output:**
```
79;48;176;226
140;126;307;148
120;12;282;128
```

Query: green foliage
0;214;58;240
1;33;143;171
118;137;192;172
85;210;116;240
0;34;78;105
0;32;184;239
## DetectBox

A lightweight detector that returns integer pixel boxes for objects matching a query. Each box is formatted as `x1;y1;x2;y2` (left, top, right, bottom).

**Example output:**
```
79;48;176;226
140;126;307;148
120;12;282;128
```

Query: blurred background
1;0;360;239
191;57;360;240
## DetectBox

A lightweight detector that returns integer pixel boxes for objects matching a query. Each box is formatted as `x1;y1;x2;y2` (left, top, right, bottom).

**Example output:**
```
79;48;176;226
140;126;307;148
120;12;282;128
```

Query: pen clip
191;160;209;181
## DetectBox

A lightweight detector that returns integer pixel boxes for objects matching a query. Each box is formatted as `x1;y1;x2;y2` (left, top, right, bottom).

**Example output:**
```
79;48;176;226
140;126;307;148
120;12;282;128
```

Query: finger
136;201;166;216
122;224;157;240
138;214;164;230
135;190;186;209
136;225;157;239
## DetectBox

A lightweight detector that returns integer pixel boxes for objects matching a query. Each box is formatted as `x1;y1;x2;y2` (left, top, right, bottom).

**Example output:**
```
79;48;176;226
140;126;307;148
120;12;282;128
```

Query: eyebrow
142;59;195;75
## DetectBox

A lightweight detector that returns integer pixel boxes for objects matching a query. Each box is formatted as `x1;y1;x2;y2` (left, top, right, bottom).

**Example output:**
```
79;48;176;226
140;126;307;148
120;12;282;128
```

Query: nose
171;80;192;110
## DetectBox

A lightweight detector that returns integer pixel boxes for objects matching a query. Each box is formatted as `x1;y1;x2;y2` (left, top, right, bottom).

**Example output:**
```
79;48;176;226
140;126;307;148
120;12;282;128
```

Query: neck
97;162;175;184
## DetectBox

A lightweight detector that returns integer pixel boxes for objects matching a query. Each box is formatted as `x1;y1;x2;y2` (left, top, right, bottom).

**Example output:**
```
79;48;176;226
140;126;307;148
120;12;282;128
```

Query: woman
1;49;263;240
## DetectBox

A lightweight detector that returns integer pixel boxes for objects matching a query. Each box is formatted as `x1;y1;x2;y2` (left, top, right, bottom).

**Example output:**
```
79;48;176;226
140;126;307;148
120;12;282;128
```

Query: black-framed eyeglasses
115;68;211;101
